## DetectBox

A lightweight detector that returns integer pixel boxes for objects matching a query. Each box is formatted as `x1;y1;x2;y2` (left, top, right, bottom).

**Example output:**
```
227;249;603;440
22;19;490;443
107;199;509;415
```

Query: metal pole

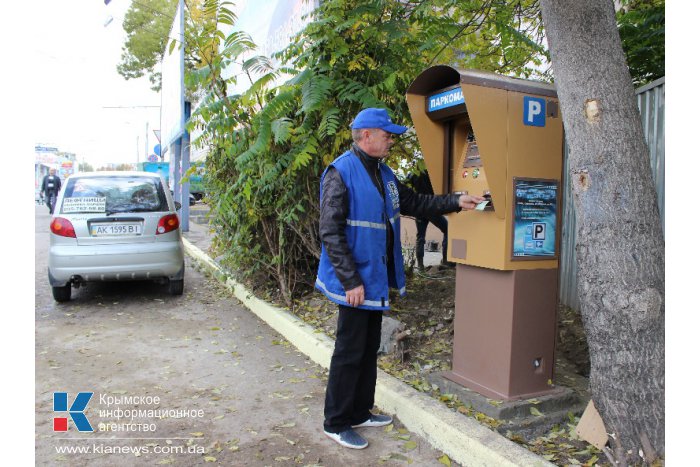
181;101;191;232
168;0;187;220
177;0;189;231
171;139;181;205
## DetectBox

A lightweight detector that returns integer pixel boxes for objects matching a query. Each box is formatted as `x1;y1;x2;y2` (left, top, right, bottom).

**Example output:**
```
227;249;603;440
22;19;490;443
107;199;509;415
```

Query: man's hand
345;285;365;308
458;193;486;210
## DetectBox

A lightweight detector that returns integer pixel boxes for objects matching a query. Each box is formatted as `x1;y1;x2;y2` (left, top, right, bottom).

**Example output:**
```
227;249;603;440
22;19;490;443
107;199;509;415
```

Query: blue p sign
523;96;546;127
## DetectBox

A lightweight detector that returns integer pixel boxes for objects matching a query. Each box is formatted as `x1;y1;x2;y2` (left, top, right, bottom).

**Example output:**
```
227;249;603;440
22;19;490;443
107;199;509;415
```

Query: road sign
523;96;546;127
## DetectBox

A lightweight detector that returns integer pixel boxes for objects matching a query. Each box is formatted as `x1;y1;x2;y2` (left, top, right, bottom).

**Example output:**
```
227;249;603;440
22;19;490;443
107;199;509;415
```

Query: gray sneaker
352;413;393;428
324;428;368;449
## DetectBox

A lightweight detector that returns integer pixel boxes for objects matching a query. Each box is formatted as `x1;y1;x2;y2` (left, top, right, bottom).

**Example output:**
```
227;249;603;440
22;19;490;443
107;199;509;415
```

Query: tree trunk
539;0;664;463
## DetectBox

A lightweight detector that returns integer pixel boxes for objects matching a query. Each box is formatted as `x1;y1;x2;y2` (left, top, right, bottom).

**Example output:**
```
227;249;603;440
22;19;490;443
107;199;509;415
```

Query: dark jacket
41;174;62;194
319;145;461;290
406;170;434;196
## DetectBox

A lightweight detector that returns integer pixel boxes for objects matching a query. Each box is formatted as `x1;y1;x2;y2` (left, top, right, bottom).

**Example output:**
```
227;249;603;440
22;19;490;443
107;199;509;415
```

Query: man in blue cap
316;107;484;449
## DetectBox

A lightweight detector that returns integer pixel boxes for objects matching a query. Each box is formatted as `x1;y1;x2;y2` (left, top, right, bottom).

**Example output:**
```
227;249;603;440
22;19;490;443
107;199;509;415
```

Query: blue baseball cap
350;108;408;134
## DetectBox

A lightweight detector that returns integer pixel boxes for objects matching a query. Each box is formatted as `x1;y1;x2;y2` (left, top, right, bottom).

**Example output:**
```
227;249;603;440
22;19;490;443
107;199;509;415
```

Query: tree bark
539;0;664;463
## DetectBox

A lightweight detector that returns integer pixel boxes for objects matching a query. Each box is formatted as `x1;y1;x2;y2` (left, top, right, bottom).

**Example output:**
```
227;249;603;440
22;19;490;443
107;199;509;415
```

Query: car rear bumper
48;241;185;286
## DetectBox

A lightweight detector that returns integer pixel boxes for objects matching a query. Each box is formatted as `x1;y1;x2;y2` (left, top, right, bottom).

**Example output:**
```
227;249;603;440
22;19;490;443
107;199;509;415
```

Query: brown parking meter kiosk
407;66;563;400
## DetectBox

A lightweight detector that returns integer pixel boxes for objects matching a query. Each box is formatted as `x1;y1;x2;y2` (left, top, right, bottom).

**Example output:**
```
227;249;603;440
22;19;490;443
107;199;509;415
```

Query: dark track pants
46;192;57;214
323;304;383;433
415;215;448;262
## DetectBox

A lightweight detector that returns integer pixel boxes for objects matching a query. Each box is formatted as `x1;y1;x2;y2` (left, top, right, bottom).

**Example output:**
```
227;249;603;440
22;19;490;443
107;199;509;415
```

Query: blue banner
428;87;465;112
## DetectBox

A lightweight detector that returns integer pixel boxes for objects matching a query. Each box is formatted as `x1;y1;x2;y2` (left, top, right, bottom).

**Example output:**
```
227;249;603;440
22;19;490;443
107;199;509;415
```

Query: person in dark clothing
41;168;62;214
406;169;449;270
316;108;484;449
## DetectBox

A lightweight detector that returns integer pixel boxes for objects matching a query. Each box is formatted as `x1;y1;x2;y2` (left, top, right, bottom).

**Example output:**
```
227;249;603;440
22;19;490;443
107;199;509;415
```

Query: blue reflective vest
315;151;406;311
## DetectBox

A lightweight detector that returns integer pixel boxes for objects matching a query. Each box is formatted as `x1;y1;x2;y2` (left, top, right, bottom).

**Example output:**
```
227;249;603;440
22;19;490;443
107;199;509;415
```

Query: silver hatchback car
48;171;185;302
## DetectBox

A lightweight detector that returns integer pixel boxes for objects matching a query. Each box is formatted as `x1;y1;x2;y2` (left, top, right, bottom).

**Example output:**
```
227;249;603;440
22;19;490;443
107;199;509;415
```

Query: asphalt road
35;205;452;466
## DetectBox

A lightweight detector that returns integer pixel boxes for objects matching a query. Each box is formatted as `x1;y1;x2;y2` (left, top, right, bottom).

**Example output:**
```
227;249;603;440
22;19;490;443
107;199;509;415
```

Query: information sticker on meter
512;179;558;258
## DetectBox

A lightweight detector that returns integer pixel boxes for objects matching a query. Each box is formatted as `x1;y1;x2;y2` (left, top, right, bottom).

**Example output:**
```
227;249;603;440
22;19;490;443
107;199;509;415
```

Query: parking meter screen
512;179;558;258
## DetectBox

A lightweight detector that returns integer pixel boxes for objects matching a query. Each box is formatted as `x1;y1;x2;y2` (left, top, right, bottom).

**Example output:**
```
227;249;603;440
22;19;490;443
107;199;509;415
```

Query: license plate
90;223;142;236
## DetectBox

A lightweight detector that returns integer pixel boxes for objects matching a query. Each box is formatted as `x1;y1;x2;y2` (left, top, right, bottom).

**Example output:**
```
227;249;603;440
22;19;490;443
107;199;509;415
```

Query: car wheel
52;284;71;302
168;279;184;295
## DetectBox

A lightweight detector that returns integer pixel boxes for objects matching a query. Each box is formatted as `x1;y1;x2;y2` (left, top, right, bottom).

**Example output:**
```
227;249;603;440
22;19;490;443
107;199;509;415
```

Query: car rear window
60;176;168;215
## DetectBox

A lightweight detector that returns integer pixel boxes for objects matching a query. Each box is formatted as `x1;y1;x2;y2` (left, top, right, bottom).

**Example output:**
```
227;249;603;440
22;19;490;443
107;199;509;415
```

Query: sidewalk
182;217;553;467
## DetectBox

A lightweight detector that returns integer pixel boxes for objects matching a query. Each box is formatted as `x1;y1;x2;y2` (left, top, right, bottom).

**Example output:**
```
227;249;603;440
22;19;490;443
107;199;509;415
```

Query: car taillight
50;217;76;238
157;214;180;234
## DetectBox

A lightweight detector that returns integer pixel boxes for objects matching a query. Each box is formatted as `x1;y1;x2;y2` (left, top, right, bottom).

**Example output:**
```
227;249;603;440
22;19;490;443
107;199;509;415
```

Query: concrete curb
183;238;554;467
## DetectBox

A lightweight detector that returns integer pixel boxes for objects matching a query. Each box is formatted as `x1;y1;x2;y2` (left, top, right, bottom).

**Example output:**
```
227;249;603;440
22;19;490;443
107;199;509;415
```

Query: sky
30;0;163;168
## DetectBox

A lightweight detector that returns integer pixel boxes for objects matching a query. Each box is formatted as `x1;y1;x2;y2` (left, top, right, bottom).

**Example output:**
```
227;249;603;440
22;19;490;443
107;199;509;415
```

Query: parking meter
407;66;564;400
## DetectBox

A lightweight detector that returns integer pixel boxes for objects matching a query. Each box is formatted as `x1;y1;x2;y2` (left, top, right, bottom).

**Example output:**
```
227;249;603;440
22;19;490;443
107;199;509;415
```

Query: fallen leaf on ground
276;422;296;429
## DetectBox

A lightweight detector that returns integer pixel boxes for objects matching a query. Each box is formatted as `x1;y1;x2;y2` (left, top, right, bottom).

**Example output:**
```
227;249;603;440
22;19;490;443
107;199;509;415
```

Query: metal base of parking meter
445;264;559;401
